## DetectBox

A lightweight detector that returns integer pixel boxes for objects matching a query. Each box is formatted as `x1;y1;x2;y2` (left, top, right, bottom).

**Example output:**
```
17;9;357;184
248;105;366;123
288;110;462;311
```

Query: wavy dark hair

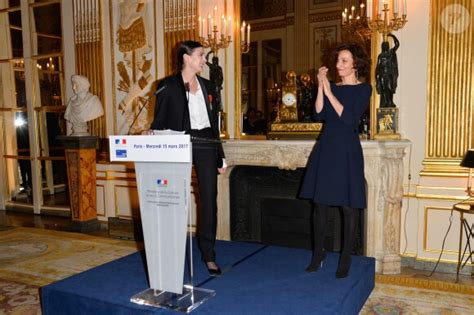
176;40;203;71
333;42;370;78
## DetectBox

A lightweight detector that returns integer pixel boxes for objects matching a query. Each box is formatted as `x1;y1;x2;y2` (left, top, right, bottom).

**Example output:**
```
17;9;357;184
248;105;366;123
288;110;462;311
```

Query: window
0;0;68;211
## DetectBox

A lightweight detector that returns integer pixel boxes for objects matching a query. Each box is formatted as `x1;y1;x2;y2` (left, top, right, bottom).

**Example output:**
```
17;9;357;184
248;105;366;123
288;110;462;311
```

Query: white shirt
188;82;211;130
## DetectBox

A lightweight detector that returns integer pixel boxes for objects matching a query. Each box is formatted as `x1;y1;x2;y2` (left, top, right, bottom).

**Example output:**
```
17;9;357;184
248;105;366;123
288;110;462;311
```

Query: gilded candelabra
342;3;371;42
240;21;251;54
368;1;407;40
199;25;232;55
198;9;232;55
367;1;407;140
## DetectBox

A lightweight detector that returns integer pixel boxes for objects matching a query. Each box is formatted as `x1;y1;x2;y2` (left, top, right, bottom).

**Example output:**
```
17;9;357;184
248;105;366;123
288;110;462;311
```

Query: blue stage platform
41;240;374;314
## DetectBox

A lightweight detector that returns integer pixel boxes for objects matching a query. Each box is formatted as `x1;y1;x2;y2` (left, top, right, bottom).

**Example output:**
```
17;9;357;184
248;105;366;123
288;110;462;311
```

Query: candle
208;14;211;35
198;16;202;37
367;0;372;19
360;3;365;17
394;0;399;14
342;12;345;23
404;0;407;15
241;21;246;42
247;24;250;45
203;18;206;37
351;5;355;16
213;5;217;25
222;14;225;35
228;17;232;38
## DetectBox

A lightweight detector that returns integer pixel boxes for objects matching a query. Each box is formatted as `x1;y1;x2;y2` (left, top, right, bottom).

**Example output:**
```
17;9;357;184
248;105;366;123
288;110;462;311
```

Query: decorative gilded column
58;136;100;232
294;1;310;73
422;0;474;175
163;0;198;75
73;0;105;139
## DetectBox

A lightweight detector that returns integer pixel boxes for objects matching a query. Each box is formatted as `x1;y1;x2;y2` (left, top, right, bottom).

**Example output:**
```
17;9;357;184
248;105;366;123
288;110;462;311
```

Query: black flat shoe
305;250;326;273
336;256;352;279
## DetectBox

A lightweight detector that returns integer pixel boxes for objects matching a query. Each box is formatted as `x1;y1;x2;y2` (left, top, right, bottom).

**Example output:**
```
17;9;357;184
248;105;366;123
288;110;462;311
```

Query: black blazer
150;72;225;164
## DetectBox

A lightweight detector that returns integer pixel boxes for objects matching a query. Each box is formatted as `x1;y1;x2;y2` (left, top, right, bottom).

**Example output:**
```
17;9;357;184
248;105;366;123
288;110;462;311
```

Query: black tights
311;203;358;258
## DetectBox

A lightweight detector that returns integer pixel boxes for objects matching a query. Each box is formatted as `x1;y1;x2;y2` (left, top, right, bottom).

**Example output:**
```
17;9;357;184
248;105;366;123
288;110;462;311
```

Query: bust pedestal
58;136;100;232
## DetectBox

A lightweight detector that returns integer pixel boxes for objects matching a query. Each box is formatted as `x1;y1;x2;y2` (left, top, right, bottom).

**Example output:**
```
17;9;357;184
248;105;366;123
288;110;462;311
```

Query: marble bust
64;75;104;136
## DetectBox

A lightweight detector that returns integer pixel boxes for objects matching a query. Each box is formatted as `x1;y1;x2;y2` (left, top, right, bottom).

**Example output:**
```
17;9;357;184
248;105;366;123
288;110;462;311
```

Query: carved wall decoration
111;0;156;135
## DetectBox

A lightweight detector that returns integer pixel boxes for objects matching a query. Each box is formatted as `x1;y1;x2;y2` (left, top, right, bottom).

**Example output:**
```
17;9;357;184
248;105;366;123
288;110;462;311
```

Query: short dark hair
334;42;370;78
176;40;203;71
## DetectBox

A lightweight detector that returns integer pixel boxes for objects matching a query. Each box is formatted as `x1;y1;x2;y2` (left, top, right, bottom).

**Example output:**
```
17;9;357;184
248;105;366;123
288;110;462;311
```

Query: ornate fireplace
229;166;364;254
216;139;410;274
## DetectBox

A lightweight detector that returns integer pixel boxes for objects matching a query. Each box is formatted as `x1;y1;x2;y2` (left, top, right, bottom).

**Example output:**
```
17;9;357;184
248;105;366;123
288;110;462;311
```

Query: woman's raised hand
317;66;331;96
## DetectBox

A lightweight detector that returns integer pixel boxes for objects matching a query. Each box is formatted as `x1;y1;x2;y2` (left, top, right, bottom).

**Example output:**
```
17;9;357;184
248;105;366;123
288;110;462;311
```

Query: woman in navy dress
300;42;372;278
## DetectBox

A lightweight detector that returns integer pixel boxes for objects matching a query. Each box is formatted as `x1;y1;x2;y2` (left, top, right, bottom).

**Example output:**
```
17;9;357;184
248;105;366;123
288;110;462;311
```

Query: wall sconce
198;6;232;55
460;149;474;199
240;20;251;54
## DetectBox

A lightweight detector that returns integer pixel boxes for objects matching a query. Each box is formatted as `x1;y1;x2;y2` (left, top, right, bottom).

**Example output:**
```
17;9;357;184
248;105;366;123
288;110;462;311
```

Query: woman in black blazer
150;41;226;275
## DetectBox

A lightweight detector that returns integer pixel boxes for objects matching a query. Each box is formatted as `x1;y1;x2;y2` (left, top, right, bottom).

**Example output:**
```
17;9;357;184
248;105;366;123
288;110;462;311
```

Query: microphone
154;84;167;96
190;135;223;144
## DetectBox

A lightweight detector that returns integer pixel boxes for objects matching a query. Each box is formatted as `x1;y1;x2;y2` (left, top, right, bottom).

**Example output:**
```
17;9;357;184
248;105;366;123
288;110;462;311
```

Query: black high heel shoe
336;255;352;278
305;250;326;273
206;262;222;276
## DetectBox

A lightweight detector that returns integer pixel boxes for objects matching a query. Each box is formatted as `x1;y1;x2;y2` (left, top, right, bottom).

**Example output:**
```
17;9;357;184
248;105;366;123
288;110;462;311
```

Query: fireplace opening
230;166;363;255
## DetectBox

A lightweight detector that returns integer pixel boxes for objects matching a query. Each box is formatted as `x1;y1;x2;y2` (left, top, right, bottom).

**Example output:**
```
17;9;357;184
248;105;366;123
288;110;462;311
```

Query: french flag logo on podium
115;138;127;145
157;179;168;186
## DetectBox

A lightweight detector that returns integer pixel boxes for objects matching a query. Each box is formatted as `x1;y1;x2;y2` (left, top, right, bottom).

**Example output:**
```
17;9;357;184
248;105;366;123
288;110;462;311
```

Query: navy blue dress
299;82;372;209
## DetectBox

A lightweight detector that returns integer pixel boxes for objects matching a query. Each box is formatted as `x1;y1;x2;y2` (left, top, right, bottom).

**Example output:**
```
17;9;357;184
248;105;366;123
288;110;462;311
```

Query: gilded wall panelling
73;0;106;138
424;0;473;175
164;0;198;76
294;1;310;73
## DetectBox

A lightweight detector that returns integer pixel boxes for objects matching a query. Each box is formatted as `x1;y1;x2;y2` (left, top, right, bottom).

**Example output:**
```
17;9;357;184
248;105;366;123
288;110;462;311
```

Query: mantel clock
280;71;298;122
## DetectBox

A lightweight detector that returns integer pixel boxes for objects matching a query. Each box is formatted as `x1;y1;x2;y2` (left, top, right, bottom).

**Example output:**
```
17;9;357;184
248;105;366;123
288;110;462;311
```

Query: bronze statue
375;33;399;108
206;51;223;111
297;73;316;122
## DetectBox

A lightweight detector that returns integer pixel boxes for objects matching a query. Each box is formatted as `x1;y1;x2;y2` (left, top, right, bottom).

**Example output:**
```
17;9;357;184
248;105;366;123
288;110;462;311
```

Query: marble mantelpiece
216;139;410;274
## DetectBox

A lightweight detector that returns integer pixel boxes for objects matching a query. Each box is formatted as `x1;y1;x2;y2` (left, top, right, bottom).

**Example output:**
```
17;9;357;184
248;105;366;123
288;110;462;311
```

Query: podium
109;134;215;312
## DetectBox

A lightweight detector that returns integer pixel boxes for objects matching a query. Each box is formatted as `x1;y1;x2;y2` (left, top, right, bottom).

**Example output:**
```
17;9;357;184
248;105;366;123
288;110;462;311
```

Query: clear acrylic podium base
130;285;216;313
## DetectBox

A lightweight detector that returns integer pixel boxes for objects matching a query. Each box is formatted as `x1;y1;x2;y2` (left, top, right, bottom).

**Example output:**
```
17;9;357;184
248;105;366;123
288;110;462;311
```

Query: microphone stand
127;96;153;135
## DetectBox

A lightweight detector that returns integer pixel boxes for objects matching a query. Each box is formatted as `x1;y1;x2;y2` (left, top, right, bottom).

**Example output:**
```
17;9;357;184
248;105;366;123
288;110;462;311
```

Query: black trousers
192;139;218;262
